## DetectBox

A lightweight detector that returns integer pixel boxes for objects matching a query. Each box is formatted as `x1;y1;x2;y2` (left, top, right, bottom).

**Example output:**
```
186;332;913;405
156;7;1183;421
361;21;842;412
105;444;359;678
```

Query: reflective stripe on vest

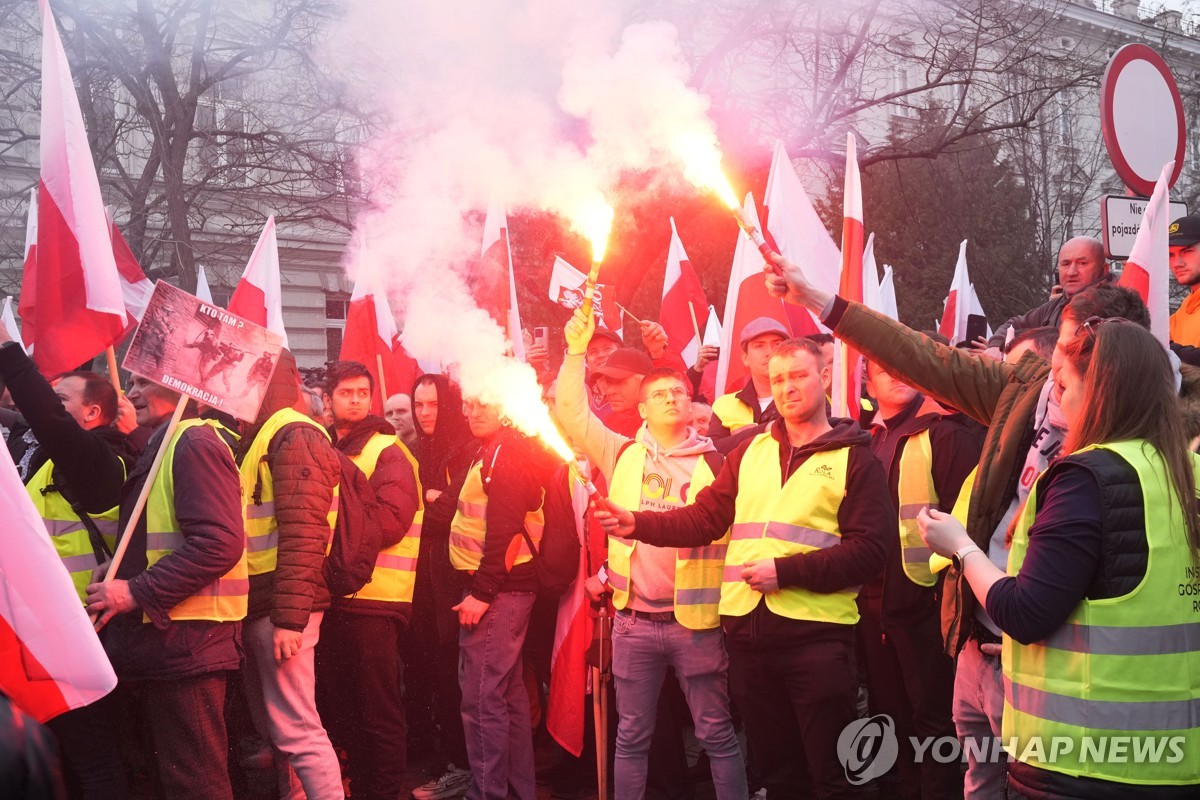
449;459;544;572
712;393;755;433
239;408;336;576
145;419;248;622
1002;440;1200;785
896;429;938;587
26;459;121;604
723;433;859;623
345;433;423;604
607;442;725;630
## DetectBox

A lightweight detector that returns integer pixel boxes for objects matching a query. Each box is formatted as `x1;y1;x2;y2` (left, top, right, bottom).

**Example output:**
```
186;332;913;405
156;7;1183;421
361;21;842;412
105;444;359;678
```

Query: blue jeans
953;637;1008;800
459;591;537;800
612;611;748;800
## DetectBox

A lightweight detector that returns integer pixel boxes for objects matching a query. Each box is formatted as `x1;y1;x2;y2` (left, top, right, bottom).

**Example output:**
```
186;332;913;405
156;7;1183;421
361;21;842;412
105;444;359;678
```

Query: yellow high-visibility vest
240;408;337;576
896;429;938;587
343;432;423;604
722;431;859;624
1003;440;1200;786
144;418;248;622
712;393;756;433
607;443;725;630
26;460;120;604
449;458;544;572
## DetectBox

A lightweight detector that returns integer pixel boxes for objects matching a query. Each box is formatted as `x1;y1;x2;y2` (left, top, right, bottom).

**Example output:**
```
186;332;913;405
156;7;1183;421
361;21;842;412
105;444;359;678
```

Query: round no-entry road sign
1100;43;1185;197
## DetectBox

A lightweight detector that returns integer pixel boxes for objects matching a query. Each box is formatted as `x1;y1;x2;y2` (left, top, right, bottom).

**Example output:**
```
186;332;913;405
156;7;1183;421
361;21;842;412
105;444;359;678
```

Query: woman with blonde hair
921;318;1200;799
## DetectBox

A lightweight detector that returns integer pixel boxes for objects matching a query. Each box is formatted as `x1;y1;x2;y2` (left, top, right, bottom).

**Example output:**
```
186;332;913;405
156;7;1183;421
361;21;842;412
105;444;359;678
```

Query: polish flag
107;213;154;323
340;268;403;414
21;0;128;376
228;216;288;347
832;134;865;420
660;219;709;368
762;139;839;338
715;194;793;395
879;265;899;322
2;298;23;350
938;240;973;345
548;256;623;337
861;233;882;313
195;264;214;305
17;189;37;352
476;202;525;361
1119;161;1173;347
546;469;601;757
0;440;117;722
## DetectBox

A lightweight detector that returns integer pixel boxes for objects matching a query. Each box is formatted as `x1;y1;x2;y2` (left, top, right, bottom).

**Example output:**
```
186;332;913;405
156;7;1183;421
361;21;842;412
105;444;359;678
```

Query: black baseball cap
589;327;623;349
587;348;653;385
1169;215;1200;247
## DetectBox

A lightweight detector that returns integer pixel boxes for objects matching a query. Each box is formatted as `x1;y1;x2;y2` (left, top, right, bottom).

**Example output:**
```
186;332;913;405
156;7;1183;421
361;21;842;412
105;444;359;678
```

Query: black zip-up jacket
0;342;139;510
861;394;984;630
629;417;893;646
328;416;421;620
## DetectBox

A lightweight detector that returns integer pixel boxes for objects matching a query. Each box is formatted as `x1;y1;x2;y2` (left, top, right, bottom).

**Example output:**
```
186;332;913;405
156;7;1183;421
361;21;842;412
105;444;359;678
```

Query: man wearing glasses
555;308;747;800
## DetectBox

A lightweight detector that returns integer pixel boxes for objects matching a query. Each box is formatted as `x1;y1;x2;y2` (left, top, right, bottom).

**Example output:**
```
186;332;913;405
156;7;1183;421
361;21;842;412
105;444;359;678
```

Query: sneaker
412;765;472;800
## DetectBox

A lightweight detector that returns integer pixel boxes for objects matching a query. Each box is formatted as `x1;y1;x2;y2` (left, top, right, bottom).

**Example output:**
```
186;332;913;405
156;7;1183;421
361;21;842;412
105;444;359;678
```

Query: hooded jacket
238;350;340;632
328;415;421;619
630;417;893;646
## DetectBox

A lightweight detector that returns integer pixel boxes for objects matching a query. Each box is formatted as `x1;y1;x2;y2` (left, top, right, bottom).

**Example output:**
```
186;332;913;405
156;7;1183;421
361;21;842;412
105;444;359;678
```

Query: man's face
820;342;835;393
597;373;642;413
741;333;786;383
1056;355;1086;433
1051;313;1077;407
637;376;691;432
126;376;178;426
864;361;917;414
54;376;102;429
1170;244;1200;288
586;338;619;372
385;393;416;438
332;376;371;427
463;398;503;439
690;403;712;437
769;349;828;424
412;383;439;436
1057;240;1105;297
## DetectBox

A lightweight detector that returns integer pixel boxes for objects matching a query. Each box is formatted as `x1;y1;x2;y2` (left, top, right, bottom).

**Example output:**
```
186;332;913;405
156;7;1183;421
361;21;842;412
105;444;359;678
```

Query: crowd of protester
5;224;1200;800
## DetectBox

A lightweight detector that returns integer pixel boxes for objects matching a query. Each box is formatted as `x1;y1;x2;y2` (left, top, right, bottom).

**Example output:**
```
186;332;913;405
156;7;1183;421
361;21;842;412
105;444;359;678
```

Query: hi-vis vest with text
145;418;248;622
345;432;422;604
27;460;121;604
607;444;726;629
723;432;859;623
449;457;544;572
240;408;337;576
896;429;938;587
712;393;755;433
1003;440;1200;786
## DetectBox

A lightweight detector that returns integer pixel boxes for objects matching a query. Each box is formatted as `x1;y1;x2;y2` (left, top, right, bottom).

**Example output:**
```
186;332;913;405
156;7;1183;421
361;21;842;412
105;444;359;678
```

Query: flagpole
614;302;642;326
687;303;702;344
90;395;188;627
104;346;121;392
375;353;389;402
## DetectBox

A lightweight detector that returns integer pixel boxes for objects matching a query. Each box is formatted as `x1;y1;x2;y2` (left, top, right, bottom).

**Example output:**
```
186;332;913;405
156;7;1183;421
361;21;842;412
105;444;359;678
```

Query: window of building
326;291;349;362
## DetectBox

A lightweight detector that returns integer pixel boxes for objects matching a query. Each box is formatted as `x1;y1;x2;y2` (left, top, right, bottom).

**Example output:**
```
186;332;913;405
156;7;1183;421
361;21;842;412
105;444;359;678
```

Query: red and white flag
763;139;839;338
476;202;525;361
195;264;214;305
2;298;22;350
548;256;623;337
17;189;37;352
340;268;404;414
21;0;128;376
879;265;899;322
715;195;793;394
660;218;709;367
107;212;153;323
1119;161;1174;347
0;442;117;722
832;134;865;420
861;233;882;314
546;472;597;757
939;240;973;345
228;216;288;347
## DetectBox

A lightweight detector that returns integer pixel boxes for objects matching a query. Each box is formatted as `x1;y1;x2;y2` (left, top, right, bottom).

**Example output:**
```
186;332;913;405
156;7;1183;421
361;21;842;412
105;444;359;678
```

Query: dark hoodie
410;374;475;643
630;417;893;646
238;350;340;631
328;415;421;621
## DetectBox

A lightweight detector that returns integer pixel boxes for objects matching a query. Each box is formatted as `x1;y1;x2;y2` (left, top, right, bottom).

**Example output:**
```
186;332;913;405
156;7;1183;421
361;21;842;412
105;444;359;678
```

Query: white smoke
325;0;735;432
